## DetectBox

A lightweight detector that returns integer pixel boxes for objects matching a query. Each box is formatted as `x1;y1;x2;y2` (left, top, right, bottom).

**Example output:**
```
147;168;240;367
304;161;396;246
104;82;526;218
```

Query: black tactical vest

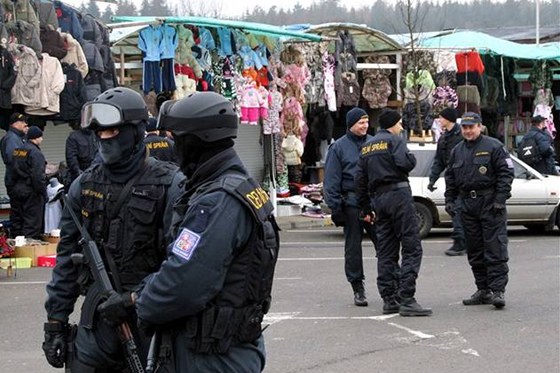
177;174;280;354
80;158;177;290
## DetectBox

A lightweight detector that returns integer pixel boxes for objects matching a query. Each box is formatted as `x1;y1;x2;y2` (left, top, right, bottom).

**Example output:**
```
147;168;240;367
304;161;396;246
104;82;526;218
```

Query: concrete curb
275;215;334;230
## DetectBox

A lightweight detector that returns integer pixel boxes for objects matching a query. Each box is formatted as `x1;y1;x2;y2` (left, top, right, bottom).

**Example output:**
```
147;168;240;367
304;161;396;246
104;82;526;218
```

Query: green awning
111;16;323;42
417;30;560;61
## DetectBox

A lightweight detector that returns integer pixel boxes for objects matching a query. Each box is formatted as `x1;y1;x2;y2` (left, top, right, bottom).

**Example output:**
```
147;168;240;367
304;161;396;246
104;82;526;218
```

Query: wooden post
119;47;125;86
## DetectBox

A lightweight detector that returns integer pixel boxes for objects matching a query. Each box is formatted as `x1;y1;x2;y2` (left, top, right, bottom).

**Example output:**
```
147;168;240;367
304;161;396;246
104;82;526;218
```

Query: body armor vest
80;158;177;290
175;174;280;354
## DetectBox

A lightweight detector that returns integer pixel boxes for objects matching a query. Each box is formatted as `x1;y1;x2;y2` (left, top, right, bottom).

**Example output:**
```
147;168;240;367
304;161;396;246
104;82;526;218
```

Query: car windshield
409;147;435;177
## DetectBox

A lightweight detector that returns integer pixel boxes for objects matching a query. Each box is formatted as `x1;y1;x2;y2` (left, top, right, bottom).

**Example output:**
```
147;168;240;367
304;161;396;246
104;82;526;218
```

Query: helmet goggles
81;102;125;129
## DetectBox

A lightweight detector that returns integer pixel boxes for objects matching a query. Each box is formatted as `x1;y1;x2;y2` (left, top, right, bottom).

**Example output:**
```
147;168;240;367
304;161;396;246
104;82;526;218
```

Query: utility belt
374;181;409;195
459;188;494;199
182;304;263;355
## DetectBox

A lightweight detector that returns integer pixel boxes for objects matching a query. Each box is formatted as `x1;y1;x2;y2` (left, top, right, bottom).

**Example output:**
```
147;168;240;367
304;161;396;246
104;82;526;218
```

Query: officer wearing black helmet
43;87;183;372
134;92;280;372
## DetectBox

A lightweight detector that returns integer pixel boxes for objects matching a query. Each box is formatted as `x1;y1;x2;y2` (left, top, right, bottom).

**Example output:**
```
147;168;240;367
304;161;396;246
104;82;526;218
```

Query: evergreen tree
115;0;137;16
101;5;116;24
85;0;101;18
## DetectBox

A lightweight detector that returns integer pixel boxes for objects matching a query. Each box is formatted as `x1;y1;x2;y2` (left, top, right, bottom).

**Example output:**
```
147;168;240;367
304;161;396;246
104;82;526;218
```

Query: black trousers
373;188;423;299
7;186;23;237
11;185;44;239
459;195;509;292
342;205;377;284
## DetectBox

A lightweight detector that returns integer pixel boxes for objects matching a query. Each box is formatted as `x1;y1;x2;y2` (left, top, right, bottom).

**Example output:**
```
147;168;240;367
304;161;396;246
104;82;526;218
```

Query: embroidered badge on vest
172;227;201;262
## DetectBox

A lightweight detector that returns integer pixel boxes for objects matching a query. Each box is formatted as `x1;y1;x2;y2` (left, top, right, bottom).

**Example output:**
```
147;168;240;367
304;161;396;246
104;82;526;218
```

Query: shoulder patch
505;158;514;169
172;227;201;262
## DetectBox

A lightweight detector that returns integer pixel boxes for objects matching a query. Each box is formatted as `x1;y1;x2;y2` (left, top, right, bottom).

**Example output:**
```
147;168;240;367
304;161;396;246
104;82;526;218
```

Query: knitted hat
27;126;43;140
346;107;368;128
379;109;401;129
531;115;546;124
9;112;27;126
439;107;458;123
146;118;158;132
460;112;482;125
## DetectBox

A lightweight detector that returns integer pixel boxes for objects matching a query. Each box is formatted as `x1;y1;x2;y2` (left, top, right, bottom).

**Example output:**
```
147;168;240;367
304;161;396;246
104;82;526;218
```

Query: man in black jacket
517;115;559;175
428;108;466;256
65;125;97;186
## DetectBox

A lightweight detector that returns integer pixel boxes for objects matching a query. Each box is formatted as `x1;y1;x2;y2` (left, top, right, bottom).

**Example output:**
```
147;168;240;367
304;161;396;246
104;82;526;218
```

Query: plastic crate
37;255;57;267
0;257;32;268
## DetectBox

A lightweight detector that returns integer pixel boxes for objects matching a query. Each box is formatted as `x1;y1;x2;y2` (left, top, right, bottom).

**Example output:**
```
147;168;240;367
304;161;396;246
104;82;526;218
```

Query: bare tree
173;0;224;18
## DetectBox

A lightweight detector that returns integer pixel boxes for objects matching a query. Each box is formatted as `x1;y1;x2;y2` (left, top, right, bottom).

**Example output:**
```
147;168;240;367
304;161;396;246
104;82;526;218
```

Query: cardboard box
0;257;32;269
15;243;57;267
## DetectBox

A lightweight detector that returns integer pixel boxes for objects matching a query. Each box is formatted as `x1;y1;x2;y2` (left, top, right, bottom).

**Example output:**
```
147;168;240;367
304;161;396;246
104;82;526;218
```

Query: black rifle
64;196;146;373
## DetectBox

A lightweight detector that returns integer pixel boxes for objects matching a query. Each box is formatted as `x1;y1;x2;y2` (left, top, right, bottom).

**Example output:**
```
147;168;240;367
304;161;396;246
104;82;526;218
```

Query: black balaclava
174;134;234;178
98;123;147;183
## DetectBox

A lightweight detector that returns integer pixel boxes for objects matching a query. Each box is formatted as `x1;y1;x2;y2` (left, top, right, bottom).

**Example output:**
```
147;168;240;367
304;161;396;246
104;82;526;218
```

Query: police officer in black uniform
0;112;28;236
517;115;559;175
65;125;98;186
427;108;466;256
134;92;280;372
445;112;514;309
324;107;377;307
143;117;176;163
43;87;183;372
356;108;432;317
12;126;46;239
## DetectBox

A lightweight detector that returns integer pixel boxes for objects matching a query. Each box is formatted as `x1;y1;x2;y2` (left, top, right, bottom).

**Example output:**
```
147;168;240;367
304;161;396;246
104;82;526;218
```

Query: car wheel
415;202;433;239
523;224;547;233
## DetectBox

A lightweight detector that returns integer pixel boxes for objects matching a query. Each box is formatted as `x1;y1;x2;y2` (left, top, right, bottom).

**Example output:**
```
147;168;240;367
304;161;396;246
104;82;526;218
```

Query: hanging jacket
1;0;40;34
81;39;103;73
138;25;162;62
0;45;16;109
61;31;88;78
282;134;304;166
44;180;64;234
6;20;42;56
99;44;117;90
9;43;41;107
79;13;102;48
54;1;82;43
25;52;65;115
160;23;178;59
40;25;67;59
58;62;87;121
455;51;485;75
35;0;58;30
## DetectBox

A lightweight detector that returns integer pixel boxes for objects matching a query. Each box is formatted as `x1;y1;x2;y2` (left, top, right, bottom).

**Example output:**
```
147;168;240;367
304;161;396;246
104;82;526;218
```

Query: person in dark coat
445;112;514;309
0;44;17;113
324;107;377;307
134;92;280;372
0;113;29;236
65;126;97;186
356;109;432;317
427;107;467;256
11;126;46;239
143;117;176;163
517;115;559;175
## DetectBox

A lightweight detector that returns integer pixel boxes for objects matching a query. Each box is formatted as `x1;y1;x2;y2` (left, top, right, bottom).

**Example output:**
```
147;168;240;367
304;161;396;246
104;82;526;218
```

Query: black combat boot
445;243;466;256
382;296;400;314
351;281;368;307
462;289;493;305
491;291;505;309
399;297;432;316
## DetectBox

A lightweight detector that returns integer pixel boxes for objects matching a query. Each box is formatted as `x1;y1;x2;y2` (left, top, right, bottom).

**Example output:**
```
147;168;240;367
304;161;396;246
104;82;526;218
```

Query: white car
408;142;560;238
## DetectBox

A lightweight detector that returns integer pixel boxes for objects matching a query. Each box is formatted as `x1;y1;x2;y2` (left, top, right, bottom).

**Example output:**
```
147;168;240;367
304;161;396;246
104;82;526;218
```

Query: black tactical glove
427;181;437;192
492;202;507;213
97;291;135;327
445;202;455;217
42;321;67;368
331;208;345;227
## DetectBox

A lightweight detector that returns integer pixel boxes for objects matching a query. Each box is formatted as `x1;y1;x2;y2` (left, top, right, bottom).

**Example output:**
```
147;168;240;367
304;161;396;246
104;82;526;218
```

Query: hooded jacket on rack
0;45;16;109
1;0;40;33
61;31;88;78
25;52;65;115
9;43;42;107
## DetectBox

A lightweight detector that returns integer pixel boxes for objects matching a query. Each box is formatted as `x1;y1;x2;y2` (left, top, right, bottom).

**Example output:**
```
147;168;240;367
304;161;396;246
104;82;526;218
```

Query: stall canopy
417;30;560;61
286;22;405;54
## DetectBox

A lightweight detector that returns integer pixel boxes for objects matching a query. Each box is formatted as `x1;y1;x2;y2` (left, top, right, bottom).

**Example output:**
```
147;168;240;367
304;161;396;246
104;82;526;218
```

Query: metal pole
536;0;540;45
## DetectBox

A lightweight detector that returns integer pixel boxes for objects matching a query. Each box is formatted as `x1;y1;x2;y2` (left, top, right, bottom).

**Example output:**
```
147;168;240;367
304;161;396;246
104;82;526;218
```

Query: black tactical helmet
81;87;148;130
160;92;238;142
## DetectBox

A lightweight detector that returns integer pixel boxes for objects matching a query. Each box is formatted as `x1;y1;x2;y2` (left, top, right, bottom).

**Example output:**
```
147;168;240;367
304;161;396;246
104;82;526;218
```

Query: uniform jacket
0;46;16;109
445;135;514;205
61;32;88;78
65;128;96;183
12;141;46;194
25;52;65;115
355;129;417;207
143;134;176;163
429;123;463;184
324;130;373;211
0;127;25;186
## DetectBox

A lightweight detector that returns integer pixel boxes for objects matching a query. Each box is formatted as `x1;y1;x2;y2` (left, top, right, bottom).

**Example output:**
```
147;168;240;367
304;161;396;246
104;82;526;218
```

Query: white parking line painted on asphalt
0;281;46;285
264;312;399;323
275;277;303;280
388;322;435;339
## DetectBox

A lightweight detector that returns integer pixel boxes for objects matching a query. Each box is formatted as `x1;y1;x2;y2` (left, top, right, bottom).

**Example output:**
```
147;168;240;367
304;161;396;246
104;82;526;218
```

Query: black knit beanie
439;107;458;123
379;109;401;129
346;107;368;128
